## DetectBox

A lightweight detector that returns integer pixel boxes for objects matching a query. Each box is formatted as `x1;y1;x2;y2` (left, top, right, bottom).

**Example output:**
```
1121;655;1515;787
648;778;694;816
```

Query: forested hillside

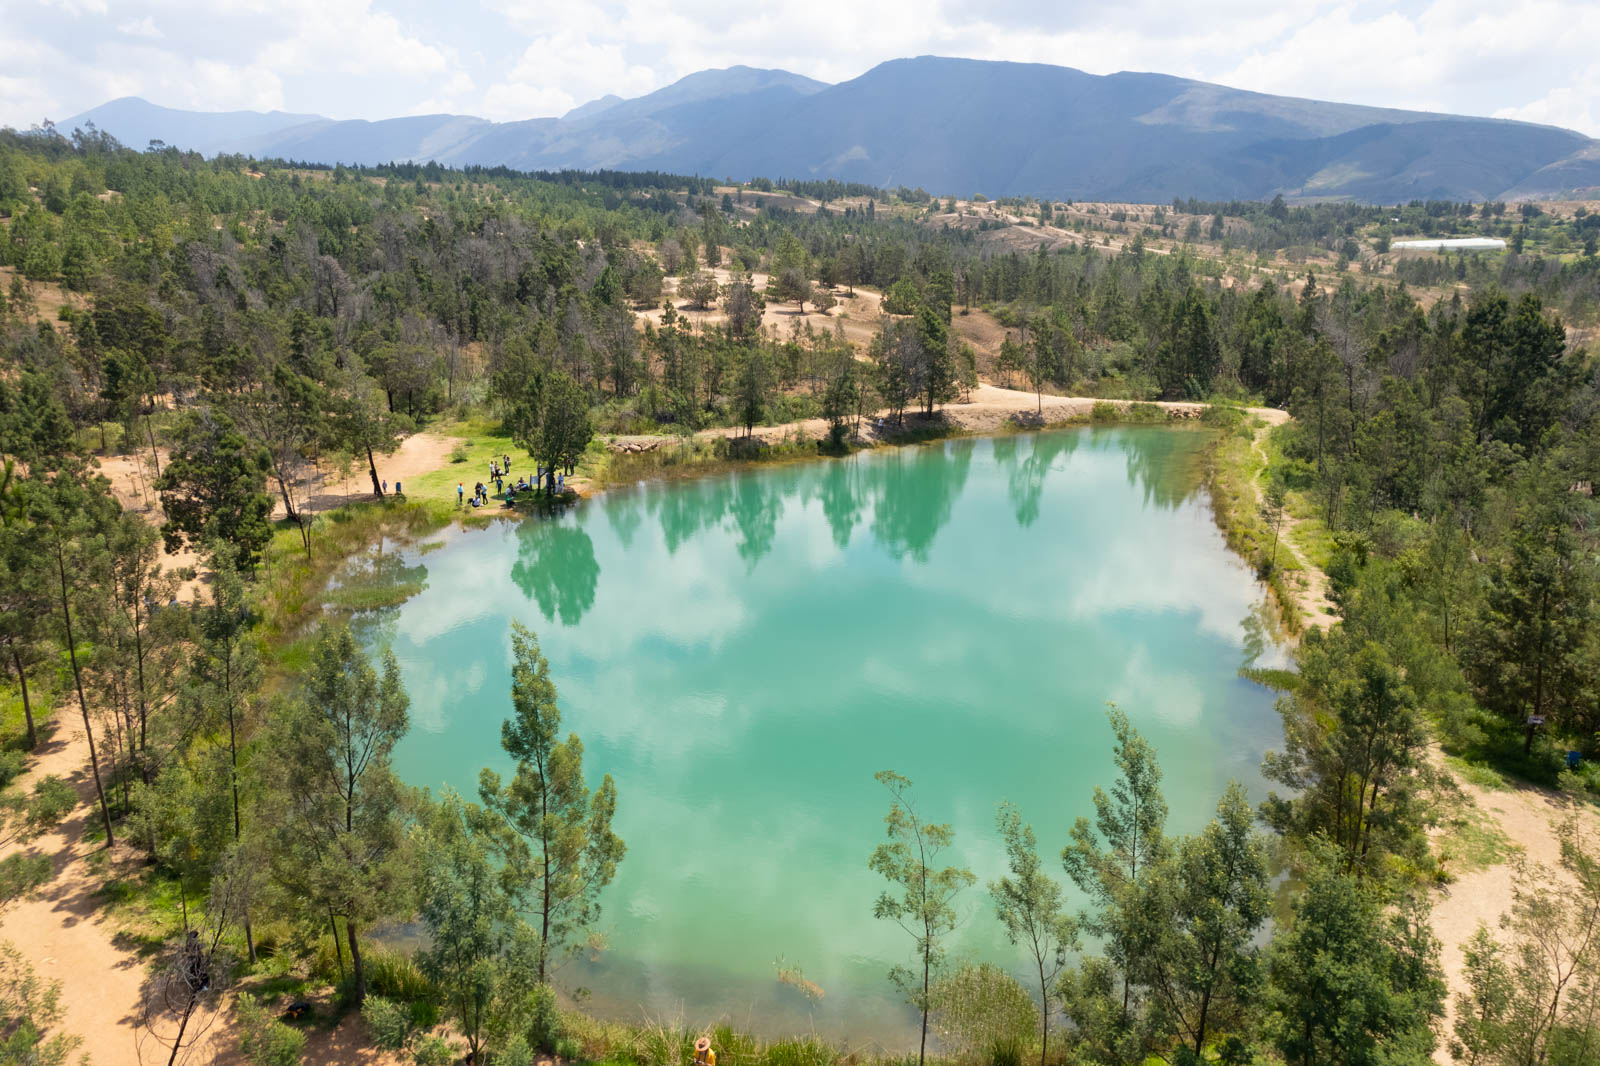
2;126;1600;1065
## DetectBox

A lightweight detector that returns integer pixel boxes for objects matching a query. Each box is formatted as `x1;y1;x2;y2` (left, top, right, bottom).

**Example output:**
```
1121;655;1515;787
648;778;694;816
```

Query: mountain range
58;57;1600;204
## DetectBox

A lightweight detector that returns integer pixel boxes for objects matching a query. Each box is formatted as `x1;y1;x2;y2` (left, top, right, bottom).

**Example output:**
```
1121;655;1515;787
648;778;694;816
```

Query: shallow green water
372;428;1283;1047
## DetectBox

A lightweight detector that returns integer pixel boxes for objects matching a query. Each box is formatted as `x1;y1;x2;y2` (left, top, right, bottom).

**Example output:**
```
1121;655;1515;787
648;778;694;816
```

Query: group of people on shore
456;453;566;508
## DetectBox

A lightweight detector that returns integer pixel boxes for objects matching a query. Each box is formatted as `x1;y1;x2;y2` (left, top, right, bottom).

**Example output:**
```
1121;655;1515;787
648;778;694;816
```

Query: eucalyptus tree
186;548;263;958
478;622;624;982
156;408;274;569
0;514;50;748
1149;782;1271;1058
415;790;538;1063
33;466;120;847
992;801;1078;1066
869;769;975;1066
259;623;411;1003
1061;706;1171;1031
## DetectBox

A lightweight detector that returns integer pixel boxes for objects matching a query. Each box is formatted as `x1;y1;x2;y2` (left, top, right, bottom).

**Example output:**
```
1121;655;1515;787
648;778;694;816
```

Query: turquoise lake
366;427;1284;1047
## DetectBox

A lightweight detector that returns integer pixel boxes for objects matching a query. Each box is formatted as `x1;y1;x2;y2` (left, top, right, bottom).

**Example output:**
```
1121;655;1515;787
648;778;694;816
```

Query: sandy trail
0;720;157;1064
0;718;419;1064
1426;752;1599;1063
616;383;1283;447
1247;425;1336;630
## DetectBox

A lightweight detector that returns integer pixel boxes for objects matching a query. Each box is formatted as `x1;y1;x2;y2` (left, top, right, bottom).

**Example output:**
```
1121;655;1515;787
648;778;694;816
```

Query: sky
4;0;1598;136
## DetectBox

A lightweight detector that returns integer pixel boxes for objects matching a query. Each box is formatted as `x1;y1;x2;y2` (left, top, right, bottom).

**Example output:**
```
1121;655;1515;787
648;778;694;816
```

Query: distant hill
57;57;1600;203
61;97;325;156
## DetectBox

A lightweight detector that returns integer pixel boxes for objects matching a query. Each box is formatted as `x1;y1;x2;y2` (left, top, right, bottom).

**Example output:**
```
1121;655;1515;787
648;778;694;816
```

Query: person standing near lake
457;483;464;505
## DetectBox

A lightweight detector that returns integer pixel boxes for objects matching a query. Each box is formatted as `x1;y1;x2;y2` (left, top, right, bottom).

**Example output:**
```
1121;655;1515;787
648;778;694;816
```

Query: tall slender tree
260;623;410;1003
992;801;1077;1066
870;769;975;1066
478;622;623;982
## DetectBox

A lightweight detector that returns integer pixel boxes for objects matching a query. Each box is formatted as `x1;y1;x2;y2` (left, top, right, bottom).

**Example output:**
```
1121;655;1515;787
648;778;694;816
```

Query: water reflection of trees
512;516;600;626
728;473;783;567
1005;432;1080;527
816;462;864;549
329;538;429;647
869;439;976;562
605;489;644;550
620;428;1198;572
1106;427;1205;511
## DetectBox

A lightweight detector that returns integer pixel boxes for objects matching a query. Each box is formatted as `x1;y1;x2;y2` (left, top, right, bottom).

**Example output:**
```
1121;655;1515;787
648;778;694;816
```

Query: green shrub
237;992;307;1066
0;854;52;904
449;445;469;464
0;749;24;789
528;981;563;1053
499;1036;535;1066
763;1036;836;1066
362;994;413;1051
989;1038;1023;1066
363;947;434;1002
413;1035;454;1066
1090;401;1121;422
929;963;1038;1060
1201;404;1246;430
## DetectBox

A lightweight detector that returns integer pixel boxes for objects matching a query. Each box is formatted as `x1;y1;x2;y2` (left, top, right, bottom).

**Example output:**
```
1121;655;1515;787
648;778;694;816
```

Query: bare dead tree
137;851;251;1066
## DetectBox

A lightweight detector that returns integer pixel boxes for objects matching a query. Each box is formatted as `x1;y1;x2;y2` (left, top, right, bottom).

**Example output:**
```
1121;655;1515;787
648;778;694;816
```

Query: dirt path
1247;420;1336;631
0;721;157;1064
626;383;1282;449
1427;752;1600;1063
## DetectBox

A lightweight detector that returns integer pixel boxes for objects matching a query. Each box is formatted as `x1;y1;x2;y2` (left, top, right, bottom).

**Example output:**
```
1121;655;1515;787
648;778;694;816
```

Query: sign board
1527;715;1546;726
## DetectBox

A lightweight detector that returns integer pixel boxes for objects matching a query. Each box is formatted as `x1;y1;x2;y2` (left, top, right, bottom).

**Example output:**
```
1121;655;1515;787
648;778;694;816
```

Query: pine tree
478;622;623;982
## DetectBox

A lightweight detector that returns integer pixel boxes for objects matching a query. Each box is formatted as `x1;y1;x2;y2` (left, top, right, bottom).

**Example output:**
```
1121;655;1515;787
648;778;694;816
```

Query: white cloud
116;15;163;38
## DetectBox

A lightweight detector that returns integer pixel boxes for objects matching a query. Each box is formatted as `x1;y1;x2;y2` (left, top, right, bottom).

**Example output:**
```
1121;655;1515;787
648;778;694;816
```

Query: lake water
368;428;1283;1048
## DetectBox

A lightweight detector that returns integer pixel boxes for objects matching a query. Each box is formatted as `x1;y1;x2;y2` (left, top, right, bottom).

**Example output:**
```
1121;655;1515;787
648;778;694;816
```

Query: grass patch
401;416;518;507
1204;416;1305;636
1435;796;1520;878
1446;756;1511;792
98;865;188;958
255;497;448;666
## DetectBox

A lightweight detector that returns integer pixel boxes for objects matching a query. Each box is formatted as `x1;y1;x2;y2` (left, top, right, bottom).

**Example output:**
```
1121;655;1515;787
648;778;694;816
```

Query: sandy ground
1426;751;1600;1063
96;449;208;602
635;382;1280;448
636;270;883;351
93;430;463;603
0;718;422;1063
0;720;156;1064
288;431;463;514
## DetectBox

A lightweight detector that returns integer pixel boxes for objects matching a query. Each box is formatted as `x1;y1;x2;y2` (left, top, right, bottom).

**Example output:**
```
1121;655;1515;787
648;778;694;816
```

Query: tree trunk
56;539;114;848
365;446;383;497
329;909;345;979
1037;955;1049;1066
145;415;161;478
165;995;195;1066
274;470;297;521
919;949;930;1066
346;919;366;1003
132;600;150;780
10;648;34;749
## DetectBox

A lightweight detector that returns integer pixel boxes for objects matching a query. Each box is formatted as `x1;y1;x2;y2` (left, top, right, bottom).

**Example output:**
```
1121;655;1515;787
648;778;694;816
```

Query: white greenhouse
1390;237;1507;251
